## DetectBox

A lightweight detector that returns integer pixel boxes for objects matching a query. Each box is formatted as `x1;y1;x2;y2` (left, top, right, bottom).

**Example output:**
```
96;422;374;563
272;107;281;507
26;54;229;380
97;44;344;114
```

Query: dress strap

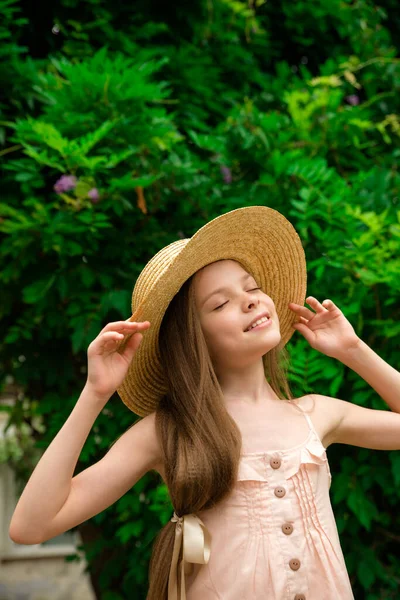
288;398;317;435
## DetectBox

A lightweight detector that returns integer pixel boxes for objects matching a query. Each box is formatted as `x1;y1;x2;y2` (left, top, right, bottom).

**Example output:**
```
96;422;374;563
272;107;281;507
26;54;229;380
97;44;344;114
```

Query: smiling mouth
245;318;272;332
244;312;271;332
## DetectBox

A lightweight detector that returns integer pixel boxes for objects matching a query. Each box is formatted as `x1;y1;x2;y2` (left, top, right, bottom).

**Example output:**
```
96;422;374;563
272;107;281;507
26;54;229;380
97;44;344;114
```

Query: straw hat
116;206;307;416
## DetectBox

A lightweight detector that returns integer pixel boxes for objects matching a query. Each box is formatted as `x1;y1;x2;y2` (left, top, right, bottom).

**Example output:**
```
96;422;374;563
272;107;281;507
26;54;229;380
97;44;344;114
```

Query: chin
261;334;281;354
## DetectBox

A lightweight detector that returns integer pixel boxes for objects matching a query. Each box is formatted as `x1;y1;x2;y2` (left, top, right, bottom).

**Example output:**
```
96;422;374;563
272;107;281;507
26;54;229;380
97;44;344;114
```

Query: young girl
9;206;400;600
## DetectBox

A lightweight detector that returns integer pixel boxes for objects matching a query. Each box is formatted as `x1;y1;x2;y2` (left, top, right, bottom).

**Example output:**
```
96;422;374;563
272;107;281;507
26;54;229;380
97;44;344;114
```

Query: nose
244;294;259;311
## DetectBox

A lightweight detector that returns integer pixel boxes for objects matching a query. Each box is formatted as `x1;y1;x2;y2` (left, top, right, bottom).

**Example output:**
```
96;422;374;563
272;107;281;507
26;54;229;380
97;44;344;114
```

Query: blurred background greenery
1;0;400;598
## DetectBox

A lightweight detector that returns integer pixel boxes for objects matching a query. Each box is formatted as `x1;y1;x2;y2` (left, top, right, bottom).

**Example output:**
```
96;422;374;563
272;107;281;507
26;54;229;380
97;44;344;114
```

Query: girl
9;206;400;600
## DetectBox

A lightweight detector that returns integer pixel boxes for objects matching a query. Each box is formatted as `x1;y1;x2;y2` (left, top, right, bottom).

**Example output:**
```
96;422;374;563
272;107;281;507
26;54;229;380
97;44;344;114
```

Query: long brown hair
146;270;294;599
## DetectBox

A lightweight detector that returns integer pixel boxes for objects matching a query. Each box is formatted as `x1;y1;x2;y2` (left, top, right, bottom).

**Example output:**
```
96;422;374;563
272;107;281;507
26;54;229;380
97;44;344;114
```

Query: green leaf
116;520;144;543
357;554;377;589
22;145;64;170
100;290;131;316
347;488;378;530
68;120;117;155
187;130;225;153
109;172;160;193
23;275;57;303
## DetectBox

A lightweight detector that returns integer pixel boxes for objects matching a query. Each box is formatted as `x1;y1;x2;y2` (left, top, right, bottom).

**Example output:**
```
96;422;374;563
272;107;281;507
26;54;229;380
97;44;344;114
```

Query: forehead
193;259;253;289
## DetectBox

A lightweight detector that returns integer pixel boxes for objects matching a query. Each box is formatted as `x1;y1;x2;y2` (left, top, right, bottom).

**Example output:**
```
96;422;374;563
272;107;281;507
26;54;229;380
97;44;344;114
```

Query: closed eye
213;288;261;310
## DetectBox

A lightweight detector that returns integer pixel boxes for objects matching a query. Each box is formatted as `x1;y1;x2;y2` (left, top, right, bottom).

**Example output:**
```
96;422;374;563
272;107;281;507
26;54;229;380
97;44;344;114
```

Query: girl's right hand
85;319;151;403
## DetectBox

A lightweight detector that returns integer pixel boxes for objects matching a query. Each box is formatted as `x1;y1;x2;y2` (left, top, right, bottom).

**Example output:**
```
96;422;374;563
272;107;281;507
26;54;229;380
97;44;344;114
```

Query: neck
217;359;279;405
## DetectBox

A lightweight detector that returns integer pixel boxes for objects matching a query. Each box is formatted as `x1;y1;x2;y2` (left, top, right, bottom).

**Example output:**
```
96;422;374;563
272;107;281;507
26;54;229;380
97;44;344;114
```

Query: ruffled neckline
240;428;315;456
237;428;331;482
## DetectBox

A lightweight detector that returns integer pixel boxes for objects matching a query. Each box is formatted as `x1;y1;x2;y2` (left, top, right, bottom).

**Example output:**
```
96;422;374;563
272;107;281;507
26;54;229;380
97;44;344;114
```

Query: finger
120;331;144;361
292;321;316;345
321;299;335;309
291;316;309;326
89;331;124;354
100;331;125;345
100;320;150;334
289;303;315;320
306;296;328;313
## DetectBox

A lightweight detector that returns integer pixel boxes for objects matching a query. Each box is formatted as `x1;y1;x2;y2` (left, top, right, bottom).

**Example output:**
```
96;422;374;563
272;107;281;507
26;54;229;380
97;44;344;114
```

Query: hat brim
117;206;307;416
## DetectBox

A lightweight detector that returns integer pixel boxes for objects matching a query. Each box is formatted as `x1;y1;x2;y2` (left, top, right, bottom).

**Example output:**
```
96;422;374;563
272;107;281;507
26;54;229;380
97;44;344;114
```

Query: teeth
247;316;269;331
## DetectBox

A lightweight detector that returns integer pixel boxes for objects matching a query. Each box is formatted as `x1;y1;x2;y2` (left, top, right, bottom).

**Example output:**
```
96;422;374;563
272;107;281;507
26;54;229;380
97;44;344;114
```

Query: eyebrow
201;273;255;307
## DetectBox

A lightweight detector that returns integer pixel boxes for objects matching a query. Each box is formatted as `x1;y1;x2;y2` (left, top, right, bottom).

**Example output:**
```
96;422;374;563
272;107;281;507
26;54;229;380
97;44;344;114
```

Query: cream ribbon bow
167;511;211;600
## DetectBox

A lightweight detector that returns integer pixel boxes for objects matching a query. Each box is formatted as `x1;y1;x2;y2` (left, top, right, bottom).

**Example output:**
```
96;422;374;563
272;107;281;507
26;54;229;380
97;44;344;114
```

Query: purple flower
54;174;77;193
220;165;232;184
345;95;360;106
88;188;100;203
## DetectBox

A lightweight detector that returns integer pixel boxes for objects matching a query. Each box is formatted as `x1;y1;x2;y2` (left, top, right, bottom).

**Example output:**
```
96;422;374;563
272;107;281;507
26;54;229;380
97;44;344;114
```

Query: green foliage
1;0;400;597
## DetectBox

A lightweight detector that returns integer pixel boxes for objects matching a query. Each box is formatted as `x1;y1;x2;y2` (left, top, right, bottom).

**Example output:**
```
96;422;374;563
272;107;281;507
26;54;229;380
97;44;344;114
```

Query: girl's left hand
288;297;360;359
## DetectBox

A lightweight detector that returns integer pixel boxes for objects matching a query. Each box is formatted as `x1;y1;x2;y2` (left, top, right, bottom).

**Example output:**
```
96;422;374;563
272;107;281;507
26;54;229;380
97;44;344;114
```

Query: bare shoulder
294;393;343;449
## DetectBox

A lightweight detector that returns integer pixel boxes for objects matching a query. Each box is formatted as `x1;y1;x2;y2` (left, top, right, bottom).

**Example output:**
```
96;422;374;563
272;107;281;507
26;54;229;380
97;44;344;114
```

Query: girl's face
193;260;281;369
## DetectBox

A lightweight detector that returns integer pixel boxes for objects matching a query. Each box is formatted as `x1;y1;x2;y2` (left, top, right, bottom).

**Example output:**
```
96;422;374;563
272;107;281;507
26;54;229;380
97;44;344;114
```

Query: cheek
203;313;239;344
214;314;242;342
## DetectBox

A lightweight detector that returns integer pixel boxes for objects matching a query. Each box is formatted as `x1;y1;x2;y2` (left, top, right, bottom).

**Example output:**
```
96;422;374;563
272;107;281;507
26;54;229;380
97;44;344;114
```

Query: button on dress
184;400;354;600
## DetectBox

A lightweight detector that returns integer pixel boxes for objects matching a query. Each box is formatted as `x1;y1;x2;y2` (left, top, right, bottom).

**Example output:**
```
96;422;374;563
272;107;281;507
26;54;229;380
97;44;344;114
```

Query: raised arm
9;318;155;544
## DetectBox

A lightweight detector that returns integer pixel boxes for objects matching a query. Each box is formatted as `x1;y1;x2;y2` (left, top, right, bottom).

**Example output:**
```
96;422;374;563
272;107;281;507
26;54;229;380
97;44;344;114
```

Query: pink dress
185;400;354;600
